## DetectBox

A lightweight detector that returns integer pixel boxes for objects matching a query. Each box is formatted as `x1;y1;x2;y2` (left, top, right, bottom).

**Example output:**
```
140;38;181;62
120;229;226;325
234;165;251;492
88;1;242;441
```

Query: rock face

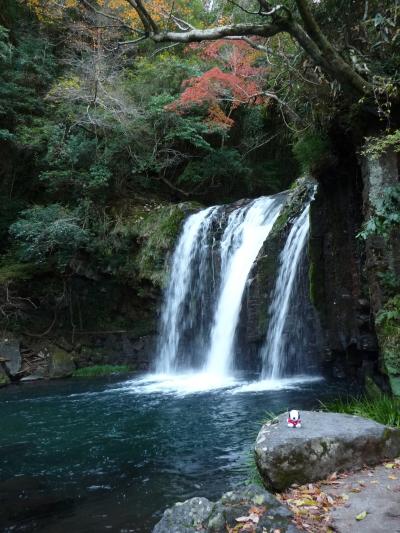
255;411;400;491
48;347;75;378
153;485;299;533
360;148;400;396
0;337;21;376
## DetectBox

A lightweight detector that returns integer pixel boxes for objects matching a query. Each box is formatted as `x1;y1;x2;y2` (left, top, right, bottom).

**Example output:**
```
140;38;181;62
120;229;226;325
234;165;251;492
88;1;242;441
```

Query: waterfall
261;204;313;379
156;196;283;376
156;206;220;373
204;197;282;376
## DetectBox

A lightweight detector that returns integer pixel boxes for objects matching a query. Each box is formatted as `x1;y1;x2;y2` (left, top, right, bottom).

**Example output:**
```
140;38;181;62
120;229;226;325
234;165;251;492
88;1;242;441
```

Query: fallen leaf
385;463;395;469
356;511;368;521
235;516;251;522
388;475;398;480
370;480;379;484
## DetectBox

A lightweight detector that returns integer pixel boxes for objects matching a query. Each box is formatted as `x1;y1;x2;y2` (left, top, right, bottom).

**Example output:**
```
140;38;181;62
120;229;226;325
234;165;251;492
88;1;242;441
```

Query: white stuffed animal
287;409;302;428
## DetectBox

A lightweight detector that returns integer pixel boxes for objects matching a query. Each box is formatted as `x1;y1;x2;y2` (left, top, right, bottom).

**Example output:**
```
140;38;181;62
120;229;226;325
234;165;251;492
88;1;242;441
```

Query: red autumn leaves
167;40;266;128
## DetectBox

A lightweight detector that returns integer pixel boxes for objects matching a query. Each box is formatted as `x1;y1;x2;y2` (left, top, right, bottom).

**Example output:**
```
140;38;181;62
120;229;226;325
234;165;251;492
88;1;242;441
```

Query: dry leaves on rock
227;506;266;533
277;472;350;532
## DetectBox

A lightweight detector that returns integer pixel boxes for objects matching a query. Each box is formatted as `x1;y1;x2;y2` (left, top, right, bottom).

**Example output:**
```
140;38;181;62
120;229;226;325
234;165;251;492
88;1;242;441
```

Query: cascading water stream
204;197;282;376
156;196;283;377
156;206;220;373
261;203;313;379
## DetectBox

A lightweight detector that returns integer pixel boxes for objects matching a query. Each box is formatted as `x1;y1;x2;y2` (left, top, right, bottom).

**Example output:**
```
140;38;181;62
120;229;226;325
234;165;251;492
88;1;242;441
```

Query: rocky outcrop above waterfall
239;178;319;370
254;411;400;491
153;485;300;533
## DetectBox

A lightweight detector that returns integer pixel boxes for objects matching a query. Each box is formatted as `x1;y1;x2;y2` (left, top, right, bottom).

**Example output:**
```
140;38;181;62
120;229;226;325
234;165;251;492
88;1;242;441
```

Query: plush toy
287;409;302;428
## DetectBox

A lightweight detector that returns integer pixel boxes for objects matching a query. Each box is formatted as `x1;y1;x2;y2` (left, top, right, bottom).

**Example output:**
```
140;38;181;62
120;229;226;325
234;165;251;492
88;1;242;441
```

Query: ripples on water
0;373;347;532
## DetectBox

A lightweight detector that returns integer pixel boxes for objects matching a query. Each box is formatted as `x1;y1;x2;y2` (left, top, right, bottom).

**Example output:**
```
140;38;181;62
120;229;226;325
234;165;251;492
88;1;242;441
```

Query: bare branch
227;0;261;16
80;0;141;33
170;14;195;31
151;43;181;56
117;35;148;47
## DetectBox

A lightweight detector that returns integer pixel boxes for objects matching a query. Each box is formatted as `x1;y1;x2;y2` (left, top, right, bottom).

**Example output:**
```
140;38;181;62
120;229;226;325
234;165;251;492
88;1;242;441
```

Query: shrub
320;395;400;428
73;364;131;377
9;204;89;270
292;133;331;174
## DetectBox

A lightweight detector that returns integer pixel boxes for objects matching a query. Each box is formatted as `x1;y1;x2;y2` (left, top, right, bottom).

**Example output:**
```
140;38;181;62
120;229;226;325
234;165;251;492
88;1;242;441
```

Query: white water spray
156;196;283;378
204;197;282;376
156;206;219;373
261;204;312;379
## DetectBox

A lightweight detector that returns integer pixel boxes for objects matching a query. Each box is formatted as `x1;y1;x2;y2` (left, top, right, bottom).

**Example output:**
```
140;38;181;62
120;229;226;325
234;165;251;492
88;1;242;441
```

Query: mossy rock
255;411;400;491
0;365;10;387
269;177;315;239
246;177;315;340
376;295;400;396
364;374;384;400
134;201;203;288
48;347;75;378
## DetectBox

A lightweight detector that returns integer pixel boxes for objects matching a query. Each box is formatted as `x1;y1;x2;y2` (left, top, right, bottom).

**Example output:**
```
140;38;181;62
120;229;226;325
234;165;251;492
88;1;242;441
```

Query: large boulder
0;337;21;376
48;347;75;378
153;485;299;533
255;411;400;491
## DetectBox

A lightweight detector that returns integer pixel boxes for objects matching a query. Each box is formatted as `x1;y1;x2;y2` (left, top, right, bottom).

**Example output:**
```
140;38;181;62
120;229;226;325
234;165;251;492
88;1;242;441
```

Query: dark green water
0;374;347;532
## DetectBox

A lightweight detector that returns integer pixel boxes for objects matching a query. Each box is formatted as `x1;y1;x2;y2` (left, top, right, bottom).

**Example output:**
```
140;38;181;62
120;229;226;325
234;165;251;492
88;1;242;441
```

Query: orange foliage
169;41;266;128
26;0;175;27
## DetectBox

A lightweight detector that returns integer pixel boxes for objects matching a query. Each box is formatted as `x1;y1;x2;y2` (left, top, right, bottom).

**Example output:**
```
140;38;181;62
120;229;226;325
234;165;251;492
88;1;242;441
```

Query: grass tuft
320;395;400;428
73;364;131;378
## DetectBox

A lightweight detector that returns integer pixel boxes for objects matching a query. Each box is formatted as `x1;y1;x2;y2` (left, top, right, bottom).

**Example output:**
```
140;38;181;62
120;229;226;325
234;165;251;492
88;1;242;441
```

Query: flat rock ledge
255;410;400;491
152;485;300;533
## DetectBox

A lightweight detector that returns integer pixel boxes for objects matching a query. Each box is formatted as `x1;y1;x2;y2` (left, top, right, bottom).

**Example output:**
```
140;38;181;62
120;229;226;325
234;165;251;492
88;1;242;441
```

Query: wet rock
255;411;400;491
153;485;299;533
0;337;21;376
20;373;45;382
153;497;213;533
48;347;75;378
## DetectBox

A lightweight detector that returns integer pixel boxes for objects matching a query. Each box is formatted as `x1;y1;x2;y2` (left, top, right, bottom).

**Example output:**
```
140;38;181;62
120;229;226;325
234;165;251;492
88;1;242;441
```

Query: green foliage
73;364;131;377
178;148;248;189
362;130;400;160
9;204;89;270
244;450;264;487
320;395;400;428
376;296;400;386
357;184;400;240
0;255;38;284
0;26;11;64
376;295;400;326
292;133;331;175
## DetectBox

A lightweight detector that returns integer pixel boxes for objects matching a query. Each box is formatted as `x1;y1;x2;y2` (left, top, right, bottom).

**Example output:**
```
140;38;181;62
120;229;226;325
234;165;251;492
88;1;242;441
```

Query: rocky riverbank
153;410;400;532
